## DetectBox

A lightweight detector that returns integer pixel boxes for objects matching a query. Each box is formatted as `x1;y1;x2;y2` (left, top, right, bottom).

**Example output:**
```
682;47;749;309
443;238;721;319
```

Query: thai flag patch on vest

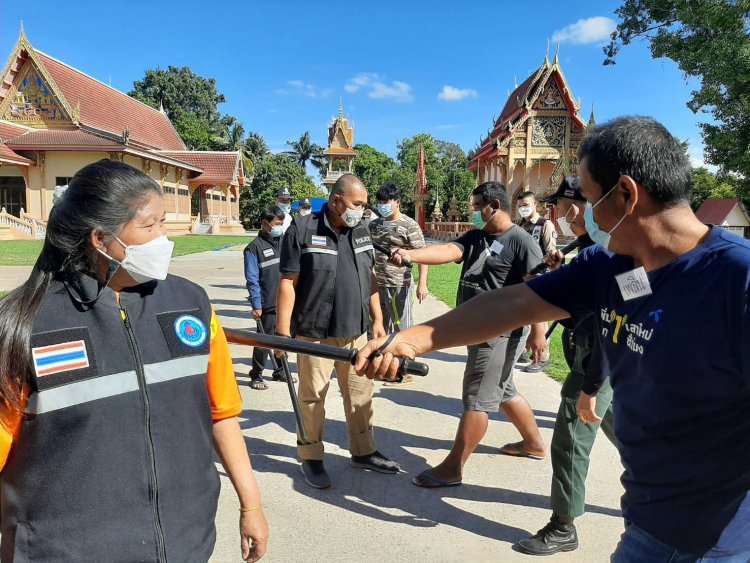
32;340;90;377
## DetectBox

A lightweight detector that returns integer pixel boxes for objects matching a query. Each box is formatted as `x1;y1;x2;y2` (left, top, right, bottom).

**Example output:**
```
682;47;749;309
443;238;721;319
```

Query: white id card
490;241;504;255
615;267;653;301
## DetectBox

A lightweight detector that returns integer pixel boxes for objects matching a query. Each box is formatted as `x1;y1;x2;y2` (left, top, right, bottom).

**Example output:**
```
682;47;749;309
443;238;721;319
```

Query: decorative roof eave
0;145;33;166
123;147;204;173
0;30;78;124
323;147;356;155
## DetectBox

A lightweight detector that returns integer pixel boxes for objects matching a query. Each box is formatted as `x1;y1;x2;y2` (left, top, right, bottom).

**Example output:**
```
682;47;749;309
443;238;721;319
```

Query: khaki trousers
296;334;377;460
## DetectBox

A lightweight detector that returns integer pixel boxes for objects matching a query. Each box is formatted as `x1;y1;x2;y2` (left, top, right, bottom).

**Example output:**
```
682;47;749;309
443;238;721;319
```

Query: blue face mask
376;203;394;218
270;225;284;238
584;183;628;250
277;203;291;214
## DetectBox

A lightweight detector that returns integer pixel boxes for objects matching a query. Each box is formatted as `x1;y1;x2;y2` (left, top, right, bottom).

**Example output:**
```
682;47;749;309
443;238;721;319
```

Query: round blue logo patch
174;315;207;348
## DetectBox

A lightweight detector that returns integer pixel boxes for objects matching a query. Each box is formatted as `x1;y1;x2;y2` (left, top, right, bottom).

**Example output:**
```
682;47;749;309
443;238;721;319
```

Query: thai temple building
469;47;593;211
0;26;245;240
322;100;356;191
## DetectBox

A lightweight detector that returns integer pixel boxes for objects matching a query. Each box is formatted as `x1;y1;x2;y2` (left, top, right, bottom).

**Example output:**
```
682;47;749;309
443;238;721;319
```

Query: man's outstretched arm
354;283;570;380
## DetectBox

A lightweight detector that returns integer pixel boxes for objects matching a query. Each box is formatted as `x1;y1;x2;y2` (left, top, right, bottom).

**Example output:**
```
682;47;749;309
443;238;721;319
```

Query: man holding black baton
357;117;750;561
516;175;616;556
389;181;548;487
277;173;400;489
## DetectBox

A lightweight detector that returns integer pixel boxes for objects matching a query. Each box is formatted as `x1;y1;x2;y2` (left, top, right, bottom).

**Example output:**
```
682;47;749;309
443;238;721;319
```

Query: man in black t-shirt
390;181;548;488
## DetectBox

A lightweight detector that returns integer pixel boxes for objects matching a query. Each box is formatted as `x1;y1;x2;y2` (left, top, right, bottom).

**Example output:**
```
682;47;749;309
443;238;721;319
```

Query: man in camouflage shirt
369;183;429;385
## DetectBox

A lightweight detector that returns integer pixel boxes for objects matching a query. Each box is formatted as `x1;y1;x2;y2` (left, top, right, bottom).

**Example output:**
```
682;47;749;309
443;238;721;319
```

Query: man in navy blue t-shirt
356;116;750;561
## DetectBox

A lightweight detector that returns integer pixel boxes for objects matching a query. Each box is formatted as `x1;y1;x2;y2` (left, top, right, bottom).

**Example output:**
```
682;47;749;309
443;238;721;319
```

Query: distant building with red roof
695;198;750;239
468;46;590;221
0;26;245;240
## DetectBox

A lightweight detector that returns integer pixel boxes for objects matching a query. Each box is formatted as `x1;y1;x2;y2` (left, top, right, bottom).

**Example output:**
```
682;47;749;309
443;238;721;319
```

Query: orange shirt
0;307;241;471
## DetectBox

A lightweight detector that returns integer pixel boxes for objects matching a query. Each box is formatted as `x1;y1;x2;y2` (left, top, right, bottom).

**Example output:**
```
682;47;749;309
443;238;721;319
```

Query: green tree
285;132;326;175
128;66;239;151
605;1;750;198
239;154;323;228
352;144;398;197
243;132;270;165
690;167;739;211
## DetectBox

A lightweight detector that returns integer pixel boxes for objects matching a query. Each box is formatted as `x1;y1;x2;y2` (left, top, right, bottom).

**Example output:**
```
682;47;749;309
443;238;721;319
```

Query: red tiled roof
0;120;30;141
34;50;186;151
158;151;242;185
4;128;122;147
0;142;33;165
695;198;742;224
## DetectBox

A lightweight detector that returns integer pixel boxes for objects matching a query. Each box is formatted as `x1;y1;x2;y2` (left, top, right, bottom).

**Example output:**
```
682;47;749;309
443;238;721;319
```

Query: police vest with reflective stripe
245;232;281;312
1;275;219;563
291;211;374;339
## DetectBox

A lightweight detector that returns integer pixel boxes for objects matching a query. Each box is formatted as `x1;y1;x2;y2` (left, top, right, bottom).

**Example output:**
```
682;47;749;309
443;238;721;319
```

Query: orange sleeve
0;394;26;471
207;309;243;421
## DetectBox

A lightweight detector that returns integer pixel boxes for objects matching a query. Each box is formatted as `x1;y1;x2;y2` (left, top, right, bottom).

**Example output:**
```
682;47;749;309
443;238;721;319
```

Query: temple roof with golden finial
324;98;355;155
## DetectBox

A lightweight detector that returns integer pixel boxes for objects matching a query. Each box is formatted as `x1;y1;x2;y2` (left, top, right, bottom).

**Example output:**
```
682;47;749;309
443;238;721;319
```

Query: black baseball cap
275;187;292;198
300;198;312;208
541;175;585;203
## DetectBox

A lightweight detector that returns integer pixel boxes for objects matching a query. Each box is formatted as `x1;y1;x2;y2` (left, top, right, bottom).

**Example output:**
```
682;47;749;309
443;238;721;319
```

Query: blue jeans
611;523;750;563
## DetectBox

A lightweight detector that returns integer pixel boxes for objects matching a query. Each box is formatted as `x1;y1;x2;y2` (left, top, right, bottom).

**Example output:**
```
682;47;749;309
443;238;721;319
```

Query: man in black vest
277;174;399;489
244;205;286;390
516;190;557;373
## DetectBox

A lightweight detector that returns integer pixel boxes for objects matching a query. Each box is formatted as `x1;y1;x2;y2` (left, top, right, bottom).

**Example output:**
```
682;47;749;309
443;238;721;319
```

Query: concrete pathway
0;248;625;562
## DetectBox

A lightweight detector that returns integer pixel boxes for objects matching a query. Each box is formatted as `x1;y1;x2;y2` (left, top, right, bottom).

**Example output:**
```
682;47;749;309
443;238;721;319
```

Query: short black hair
472;181;510;211
579;116;691;206
260;205;285;223
376;182;400;202
516;191;535;201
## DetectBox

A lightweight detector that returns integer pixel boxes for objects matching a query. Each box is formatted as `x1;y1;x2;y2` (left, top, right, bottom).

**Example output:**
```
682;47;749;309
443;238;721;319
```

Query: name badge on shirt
262;248;274;257
311;235;327;246
615;267;653;301
490;241;504;255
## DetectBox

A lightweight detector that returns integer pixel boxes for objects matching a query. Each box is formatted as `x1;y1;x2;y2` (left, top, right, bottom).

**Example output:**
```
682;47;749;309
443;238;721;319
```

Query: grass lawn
416;262;569;382
0;235;253;266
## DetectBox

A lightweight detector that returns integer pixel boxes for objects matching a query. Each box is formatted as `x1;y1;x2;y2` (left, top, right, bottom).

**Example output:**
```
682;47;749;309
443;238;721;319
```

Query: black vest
290;211;374;339
1;275;220;563
245;232;281;312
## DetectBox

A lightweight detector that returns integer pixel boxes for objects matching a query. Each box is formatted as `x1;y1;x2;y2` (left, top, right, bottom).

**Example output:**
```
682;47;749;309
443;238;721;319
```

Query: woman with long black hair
0;159;268;562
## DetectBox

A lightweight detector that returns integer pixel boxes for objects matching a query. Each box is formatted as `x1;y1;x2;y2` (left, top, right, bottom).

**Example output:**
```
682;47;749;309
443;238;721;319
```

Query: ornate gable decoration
532;78;568;111
0;31;76;129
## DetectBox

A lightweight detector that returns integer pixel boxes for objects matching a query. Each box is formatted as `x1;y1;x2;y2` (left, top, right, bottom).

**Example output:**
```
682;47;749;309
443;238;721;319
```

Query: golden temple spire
513;73;518;89
19;20;25;41
553;38;560;65
544;38;550;65
338;97;343;119
588;103;596;128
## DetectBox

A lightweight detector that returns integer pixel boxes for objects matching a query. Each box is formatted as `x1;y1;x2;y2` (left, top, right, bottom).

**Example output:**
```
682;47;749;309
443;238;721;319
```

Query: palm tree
285;132;326;172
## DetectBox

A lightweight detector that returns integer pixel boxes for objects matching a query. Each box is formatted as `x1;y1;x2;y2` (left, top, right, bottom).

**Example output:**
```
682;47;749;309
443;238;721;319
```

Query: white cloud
276;80;332;98
344;73;413;103
438;85;477;101
552;16;616;45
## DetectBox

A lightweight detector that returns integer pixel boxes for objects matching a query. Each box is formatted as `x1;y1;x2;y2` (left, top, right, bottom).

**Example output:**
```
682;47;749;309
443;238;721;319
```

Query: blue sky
1;0;709;166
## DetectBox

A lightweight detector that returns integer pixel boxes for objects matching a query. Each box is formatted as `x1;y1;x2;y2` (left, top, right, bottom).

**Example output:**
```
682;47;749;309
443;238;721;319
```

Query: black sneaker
516;518;578;555
300;460;331;489
524;361;550;373
516;352;531;365
350;451;401;474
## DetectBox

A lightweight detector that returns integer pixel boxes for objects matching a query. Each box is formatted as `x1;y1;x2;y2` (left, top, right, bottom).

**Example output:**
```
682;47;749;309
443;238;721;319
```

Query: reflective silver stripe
354;244;374;254
26;370;139;414
144;354;210;385
259;258;280;268
301;247;338;256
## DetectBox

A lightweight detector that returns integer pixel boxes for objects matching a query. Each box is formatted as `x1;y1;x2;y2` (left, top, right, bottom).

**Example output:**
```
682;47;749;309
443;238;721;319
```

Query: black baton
224;328;429;377
254;321;307;441
372;241;413;269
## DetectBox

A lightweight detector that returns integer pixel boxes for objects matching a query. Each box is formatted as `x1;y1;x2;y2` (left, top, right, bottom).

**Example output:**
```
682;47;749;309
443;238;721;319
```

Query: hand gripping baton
528;237;583;277
224;328;430;378
372;242;413;269
252;321;307;441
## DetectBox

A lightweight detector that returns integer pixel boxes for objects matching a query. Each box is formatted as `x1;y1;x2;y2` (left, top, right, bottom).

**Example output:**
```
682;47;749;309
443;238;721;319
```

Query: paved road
0;248;625;562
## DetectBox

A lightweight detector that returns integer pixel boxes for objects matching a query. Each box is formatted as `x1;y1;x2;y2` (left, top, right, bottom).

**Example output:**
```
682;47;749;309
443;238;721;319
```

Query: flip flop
412;470;462;488
499;442;545;460
249;379;269;390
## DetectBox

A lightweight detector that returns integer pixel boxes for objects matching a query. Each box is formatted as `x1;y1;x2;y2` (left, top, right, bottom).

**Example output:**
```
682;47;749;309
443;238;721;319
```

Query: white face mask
299;209;311;216
99;235;174;284
334;198;364;228
518;205;534;218
556;207;576;237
